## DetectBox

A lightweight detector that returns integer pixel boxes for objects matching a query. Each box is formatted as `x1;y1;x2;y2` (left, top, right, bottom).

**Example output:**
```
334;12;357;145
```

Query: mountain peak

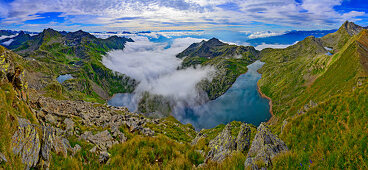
340;21;363;36
205;37;225;47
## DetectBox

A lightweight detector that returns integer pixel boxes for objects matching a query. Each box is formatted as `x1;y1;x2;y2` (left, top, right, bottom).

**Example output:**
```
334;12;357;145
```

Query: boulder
206;124;236;162
82;130;115;151
99;151;110;163
64;118;75;132
0;152;7;163
141;128;155;137
11;118;41;169
72;144;81;156
235;123;251;152
244;123;288;169
191;130;207;146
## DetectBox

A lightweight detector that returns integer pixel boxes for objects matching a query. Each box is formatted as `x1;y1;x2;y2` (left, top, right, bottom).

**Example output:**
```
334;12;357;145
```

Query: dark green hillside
2;29;136;102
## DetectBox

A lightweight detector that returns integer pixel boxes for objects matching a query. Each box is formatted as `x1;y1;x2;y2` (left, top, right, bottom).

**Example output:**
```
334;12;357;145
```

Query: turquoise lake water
174;60;271;130
108;60;271;130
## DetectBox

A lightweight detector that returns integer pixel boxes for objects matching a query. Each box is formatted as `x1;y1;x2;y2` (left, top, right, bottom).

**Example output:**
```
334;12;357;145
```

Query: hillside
1;29;136;102
258;22;368;168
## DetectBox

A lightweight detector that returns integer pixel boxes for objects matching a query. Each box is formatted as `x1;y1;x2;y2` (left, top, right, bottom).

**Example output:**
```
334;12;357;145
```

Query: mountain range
0;21;367;169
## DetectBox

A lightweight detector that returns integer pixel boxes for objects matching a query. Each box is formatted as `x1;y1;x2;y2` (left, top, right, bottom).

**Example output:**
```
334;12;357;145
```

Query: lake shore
256;79;274;123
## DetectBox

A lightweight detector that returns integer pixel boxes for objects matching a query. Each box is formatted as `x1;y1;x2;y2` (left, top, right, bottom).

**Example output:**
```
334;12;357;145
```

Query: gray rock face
205;123;252;162
206;124;236;162
0;152;7;163
72;144;81;156
235;124;251;152
244;123;288;169
141;128;155;137
81;130;115;151
99;151;110;163
11;118;41;169
64;118;74;132
191;130;207;146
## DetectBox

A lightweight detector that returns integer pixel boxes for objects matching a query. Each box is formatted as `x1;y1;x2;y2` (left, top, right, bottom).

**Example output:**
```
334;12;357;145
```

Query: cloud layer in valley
103;36;215;111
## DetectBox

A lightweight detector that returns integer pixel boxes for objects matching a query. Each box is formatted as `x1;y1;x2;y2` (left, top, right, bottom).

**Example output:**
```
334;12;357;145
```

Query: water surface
174;60;271;130
57;74;73;84
108;60;271;130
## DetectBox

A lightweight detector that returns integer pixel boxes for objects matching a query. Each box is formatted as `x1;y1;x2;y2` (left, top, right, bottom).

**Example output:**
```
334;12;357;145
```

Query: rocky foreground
0;44;288;169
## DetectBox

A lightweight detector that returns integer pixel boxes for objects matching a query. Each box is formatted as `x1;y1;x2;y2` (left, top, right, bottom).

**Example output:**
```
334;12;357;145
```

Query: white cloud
103;36;215;111
0;33;18;40
1;0;366;31
2;39;14;46
248;31;285;39
254;41;298;50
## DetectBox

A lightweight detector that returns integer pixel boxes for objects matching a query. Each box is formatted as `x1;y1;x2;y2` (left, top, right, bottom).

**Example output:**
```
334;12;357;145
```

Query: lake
108;60;271;130
173;60;271;130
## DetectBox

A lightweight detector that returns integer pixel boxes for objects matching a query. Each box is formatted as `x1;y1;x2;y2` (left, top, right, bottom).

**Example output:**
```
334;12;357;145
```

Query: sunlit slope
258;22;368;168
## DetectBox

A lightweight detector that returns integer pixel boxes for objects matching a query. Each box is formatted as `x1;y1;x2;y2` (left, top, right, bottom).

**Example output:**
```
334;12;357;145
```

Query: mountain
1;28;135;102
137;38;260;116
0;31;32;49
177;37;260;99
258;21;368;168
1;45;283;169
321;21;364;51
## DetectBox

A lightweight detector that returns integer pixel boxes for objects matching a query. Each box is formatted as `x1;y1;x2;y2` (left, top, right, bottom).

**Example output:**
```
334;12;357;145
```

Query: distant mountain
247;29;337;46
1;28;135;101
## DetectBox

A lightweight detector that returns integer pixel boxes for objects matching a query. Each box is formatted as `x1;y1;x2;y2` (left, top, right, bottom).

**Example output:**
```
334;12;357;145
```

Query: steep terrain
1;29;136;102
258;22;368;168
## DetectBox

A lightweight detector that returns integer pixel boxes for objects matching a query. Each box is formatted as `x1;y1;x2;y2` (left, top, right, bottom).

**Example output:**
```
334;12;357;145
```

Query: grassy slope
259;26;368;168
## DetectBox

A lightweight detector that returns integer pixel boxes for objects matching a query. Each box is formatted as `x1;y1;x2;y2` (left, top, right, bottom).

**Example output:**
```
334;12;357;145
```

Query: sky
0;0;367;32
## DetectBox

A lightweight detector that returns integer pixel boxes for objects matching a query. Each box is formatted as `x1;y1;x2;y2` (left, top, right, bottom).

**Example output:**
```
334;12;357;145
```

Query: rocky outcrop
191;130;208;146
298;100;318;114
81;130;115;152
11;118;41;169
205;123;251;162
0;152;7;164
244;123;288;169
235;124;251;152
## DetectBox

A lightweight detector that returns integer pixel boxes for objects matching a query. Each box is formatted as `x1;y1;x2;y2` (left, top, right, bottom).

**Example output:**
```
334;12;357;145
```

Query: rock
11;118;41;169
45;114;57;124
0;152;7;163
281;120;288;133
72;144;81;156
235;123;251;152
82;130;115;151
111;125;127;143
244;123;288;169
141;128;155;136
99;151;110;163
64;118;74;132
89;146;97;153
206;124;236;162
191;130;207;146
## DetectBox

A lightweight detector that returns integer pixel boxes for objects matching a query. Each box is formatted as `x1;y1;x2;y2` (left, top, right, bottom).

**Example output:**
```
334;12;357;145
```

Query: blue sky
0;0;367;32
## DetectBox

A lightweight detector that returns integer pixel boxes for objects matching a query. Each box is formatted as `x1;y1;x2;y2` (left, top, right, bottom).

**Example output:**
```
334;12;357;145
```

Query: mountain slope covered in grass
258;22;368;168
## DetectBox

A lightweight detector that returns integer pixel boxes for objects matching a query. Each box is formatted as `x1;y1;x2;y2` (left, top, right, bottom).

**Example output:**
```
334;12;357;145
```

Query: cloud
1;39;14;46
0;0;366;31
248;31;285;39
103;36;215;111
0;33;18;40
254;41;298;50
